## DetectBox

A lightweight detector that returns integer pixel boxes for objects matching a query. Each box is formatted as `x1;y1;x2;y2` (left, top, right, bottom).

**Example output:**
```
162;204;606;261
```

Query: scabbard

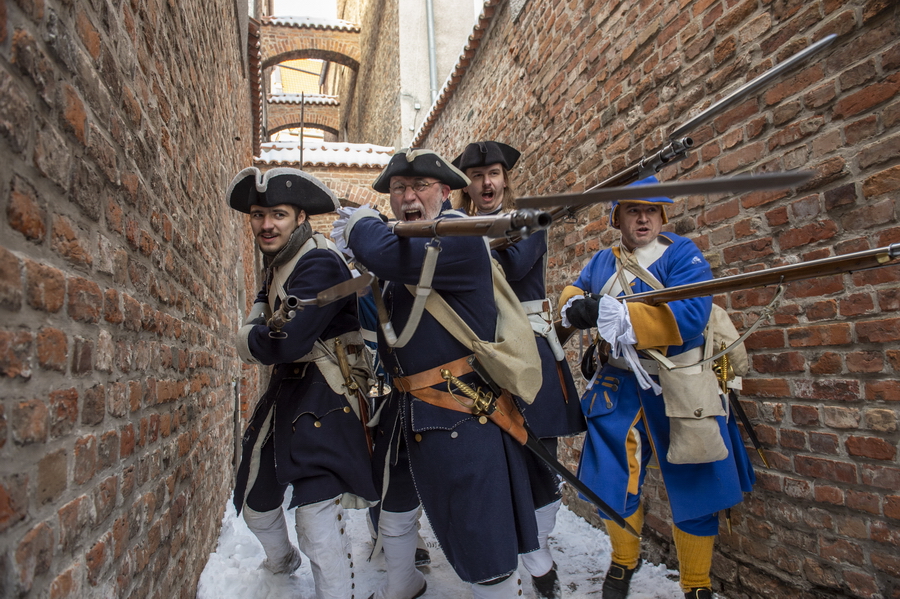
729;390;769;468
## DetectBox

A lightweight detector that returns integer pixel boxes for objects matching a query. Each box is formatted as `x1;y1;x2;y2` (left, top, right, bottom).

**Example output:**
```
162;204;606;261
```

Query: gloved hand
564;295;600;329
331;205;363;258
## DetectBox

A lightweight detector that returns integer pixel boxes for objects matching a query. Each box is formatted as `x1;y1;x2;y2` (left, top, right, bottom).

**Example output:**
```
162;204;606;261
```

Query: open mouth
481;190;494;201
404;209;423;221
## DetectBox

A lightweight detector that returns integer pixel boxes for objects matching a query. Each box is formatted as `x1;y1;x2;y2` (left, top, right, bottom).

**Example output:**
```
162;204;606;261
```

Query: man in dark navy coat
334;149;539;599
228;167;378;599
453;141;586;599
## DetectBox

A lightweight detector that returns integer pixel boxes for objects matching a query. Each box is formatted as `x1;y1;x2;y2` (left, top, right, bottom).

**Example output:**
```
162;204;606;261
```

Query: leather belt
393;355;473;393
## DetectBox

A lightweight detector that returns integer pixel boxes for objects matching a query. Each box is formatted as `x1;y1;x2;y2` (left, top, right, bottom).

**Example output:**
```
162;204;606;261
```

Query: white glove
331;205;363;259
596;294;661;394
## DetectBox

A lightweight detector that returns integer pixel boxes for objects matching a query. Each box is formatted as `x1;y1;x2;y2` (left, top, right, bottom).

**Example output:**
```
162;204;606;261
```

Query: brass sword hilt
440;369;501;417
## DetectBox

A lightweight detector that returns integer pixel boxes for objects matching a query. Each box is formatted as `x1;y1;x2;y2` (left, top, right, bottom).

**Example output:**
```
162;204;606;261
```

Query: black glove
566;296;600;329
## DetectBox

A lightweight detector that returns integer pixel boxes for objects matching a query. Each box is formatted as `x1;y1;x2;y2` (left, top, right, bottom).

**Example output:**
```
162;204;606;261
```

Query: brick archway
267;95;340;137
260;18;361;71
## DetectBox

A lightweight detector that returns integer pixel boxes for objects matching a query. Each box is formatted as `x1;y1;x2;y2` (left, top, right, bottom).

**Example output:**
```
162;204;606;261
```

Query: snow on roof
262;16;361;33
268;94;339;105
257;141;394;168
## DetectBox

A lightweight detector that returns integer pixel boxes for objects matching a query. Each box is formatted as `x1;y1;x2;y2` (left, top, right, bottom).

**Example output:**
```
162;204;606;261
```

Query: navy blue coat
493;230;586;439
233;247;378;513
348;211;539;584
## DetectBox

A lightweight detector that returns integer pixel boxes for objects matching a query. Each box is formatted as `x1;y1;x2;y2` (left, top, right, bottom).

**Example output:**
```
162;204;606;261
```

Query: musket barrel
391;209;552;238
621;244;900;305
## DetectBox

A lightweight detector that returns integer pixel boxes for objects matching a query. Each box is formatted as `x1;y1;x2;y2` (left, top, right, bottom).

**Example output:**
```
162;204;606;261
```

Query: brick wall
414;1;900;597
335;0;403;147
0;0;254;597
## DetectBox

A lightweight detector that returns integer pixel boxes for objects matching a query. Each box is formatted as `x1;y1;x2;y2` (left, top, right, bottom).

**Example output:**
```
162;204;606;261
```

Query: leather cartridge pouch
657;347;728;465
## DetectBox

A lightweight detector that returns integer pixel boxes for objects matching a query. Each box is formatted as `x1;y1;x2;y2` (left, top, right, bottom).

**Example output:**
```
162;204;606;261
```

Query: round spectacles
389;181;438;196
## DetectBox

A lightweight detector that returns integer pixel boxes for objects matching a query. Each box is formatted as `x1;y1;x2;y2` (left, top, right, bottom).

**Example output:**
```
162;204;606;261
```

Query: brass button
338;514;343;521
694;408;703;417
393;367;399;374
344;406;351;413
314;421;322;428
415;434;422;442
294;367;300;374
478;416;488;424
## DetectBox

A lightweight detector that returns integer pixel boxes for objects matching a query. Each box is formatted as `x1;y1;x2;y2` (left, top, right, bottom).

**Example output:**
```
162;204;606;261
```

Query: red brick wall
418;1;900;597
335;0;403;146
0;0;254;597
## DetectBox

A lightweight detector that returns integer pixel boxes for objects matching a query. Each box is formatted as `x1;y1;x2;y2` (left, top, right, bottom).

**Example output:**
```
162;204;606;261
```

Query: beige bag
658;347;728;465
410;258;542;403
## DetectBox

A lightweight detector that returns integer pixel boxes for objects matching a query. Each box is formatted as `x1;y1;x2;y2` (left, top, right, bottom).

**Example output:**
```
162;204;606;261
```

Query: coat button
450;431;458;439
273;367;278;374
314;421;322;428
393;367;399;374
478;416;488;424
694;408;703;417
294;367;300;374
415;434;422;442
344;406;351;413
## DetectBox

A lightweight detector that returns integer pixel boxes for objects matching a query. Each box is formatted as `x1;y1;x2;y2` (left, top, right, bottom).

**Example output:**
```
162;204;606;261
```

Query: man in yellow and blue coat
559;178;755;599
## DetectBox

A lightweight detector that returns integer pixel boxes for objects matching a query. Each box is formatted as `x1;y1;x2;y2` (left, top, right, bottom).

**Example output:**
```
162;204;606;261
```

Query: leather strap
409;387;528;445
393;355;473;392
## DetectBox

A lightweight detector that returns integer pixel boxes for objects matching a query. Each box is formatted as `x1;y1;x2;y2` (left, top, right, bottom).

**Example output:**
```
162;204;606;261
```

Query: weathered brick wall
335;0;403;147
0;0;254;597
260;20;362;70
418;1;900;597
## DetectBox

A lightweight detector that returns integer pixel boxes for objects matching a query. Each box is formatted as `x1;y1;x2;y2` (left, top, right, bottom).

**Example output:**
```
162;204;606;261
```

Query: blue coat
348;211;539;584
573;233;755;526
493;230;585;439
233;247;378;513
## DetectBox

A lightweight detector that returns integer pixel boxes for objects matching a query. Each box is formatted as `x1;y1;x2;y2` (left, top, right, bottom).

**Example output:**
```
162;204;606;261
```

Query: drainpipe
425;0;438;103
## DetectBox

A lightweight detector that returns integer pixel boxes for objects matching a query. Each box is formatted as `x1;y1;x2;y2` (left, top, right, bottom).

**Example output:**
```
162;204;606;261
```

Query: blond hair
451;166;517;215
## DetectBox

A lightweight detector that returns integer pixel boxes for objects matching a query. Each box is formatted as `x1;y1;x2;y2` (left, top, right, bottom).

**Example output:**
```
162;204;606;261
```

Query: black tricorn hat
452;141;521;172
226;167;339;215
372;148;470;193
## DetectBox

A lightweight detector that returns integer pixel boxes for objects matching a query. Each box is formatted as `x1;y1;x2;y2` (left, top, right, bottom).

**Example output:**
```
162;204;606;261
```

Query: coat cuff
628;302;683;351
236;324;262;365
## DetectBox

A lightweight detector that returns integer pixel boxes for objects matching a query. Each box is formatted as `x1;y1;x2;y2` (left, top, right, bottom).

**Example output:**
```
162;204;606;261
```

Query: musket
612;244;900;306
266;272;376;338
390;208;552;239
493;34;837;249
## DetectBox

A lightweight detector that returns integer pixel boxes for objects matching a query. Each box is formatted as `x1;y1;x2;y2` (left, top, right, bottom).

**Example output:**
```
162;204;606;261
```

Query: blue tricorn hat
372;148;470;193
452;141;521;171
226;167;339;215
609;176;674;228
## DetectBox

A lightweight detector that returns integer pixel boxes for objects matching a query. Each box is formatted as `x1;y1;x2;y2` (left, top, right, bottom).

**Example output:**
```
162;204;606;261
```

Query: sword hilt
440;369;498;416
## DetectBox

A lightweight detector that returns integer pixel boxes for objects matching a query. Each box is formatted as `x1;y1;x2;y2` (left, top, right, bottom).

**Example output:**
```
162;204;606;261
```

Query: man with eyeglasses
334;149;540;599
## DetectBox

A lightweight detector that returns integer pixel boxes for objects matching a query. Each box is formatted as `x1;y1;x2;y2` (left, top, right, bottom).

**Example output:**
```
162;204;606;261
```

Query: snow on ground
197;495;716;599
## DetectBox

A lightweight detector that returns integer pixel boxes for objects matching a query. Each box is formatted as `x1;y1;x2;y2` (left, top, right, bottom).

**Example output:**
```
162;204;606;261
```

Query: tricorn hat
452;141;521;172
609;176;674;228
372;148;470;193
226;167;339;215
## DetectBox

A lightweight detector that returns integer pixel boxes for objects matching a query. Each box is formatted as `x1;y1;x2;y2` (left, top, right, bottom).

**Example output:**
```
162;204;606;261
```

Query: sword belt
393;354;527;444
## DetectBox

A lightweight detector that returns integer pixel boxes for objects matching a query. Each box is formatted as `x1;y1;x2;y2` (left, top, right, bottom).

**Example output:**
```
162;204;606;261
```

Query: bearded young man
333;149;540;599
453;141;586;599
227;167;378;599
559;178;755;599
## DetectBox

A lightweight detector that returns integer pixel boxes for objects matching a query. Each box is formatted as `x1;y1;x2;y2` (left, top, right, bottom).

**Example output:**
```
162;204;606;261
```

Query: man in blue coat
558;180;755;599
453;141;586;599
228;167;379;599
335;149;539;599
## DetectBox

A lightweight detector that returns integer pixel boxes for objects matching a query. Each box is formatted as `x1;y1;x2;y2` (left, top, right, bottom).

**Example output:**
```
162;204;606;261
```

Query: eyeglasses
389;180;438;196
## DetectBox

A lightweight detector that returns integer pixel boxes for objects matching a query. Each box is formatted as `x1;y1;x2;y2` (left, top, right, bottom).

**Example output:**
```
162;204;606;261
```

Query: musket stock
617;243;900;306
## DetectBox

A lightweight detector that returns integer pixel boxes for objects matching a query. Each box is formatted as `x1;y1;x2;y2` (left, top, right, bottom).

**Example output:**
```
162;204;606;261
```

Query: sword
729;390;769;468
515;171;814;210
459;356;640;538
